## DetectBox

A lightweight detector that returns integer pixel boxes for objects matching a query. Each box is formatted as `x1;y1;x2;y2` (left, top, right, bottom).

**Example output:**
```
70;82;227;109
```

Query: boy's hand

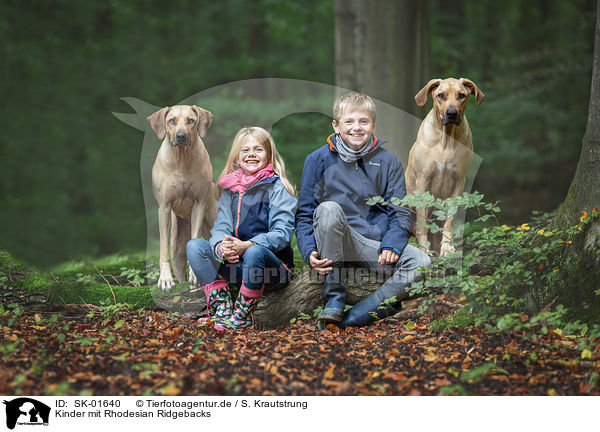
309;251;333;274
378;249;399;266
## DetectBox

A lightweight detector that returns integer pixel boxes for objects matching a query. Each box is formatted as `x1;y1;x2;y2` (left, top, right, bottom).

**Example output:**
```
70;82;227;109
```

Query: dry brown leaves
1;305;599;396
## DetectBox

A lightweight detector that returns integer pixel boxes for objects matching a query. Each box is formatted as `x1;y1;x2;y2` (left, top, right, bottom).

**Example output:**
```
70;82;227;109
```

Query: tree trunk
552;0;600;318
555;0;600;244
334;0;429;117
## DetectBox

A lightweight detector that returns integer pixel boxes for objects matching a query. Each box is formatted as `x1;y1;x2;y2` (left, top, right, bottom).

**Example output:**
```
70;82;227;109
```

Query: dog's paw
188;265;198;286
157;274;175;291
440;242;455;256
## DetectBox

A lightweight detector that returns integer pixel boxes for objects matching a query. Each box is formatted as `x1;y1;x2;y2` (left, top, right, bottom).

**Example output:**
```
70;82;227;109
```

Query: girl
186;127;297;331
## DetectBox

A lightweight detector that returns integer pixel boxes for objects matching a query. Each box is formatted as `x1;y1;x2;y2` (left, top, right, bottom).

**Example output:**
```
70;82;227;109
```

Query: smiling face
237;136;269;175
332;110;376;150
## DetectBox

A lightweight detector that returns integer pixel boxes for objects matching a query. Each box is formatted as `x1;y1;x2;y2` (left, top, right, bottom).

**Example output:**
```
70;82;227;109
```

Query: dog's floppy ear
415;79;442;106
146;107;171;139
460;78;485;105
193;105;213;138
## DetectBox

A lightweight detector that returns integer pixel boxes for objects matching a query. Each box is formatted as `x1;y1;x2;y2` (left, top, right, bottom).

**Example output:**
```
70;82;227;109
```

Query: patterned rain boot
197;280;233;324
214;284;262;331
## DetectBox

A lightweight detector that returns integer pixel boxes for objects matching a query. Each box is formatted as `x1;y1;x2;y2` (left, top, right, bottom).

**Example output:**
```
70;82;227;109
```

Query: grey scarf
334;133;374;163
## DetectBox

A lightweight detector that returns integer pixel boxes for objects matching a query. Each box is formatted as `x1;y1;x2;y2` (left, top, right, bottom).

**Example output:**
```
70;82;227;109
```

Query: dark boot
317;265;346;329
338;291;403;329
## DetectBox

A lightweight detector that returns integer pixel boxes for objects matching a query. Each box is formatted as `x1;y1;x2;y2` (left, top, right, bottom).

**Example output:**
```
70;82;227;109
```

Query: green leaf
461;363;508;382
366;196;385;206
113;352;130;361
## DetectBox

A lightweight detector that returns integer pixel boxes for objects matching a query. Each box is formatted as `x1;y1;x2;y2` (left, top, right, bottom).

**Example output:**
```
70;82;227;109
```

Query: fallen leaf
424;351;437;362
324;365;335;379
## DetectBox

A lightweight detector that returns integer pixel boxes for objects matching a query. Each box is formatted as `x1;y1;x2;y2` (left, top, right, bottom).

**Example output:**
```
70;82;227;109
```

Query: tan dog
147;105;218;290
405;78;484;256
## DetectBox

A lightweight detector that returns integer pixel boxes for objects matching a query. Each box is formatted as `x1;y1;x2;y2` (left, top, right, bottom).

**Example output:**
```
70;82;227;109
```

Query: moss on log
0;250;155;309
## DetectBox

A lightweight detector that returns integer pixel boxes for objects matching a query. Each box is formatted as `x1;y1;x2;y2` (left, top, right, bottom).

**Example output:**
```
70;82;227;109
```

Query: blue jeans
186;238;291;293
313;201;432;327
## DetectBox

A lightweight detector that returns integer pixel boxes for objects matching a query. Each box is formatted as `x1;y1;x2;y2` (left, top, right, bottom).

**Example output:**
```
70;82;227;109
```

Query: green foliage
429;309;476;332
384;191;600;350
94;303;133;325
438;384;473;396
118;267;145;286
459;362;508;382
0;340;20;358
131;362;161;378
440;362;508;395
289;312;312;324
0;248;157;308
0;250;55;293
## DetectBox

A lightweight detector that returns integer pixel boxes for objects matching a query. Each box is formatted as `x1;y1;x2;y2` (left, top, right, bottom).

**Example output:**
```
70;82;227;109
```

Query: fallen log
154;268;384;328
253;268;383;329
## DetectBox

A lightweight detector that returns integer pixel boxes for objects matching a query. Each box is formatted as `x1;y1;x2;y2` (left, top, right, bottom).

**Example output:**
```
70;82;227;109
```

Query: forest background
0;0;596;268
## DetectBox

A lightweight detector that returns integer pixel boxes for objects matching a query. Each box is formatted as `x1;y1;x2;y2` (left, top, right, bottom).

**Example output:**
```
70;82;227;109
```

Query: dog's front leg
440;179;466;256
158;205;175;290
440;218;455;256
416;207;430;252
415;177;431;254
188;203;206;286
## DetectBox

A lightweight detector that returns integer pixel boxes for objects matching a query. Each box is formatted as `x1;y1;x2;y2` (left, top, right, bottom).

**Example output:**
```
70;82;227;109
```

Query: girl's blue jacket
209;176;297;271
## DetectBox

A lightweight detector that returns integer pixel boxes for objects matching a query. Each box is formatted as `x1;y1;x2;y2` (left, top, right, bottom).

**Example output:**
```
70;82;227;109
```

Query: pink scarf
218;163;276;193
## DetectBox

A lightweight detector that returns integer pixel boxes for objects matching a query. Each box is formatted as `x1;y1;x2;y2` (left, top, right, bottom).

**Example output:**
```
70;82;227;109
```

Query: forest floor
1;295;598;396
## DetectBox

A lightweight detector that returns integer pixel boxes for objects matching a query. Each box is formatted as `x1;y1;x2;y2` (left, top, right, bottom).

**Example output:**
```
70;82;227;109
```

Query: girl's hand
217;241;235;263
219;237;239;263
221;236;253;263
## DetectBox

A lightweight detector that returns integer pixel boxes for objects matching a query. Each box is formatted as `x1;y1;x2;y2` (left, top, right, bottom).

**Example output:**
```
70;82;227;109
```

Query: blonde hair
333;91;376;122
219;127;296;195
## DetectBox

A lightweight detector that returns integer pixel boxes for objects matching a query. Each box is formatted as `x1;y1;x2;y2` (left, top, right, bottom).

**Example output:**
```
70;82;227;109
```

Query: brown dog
147;105;218;290
405;78;484;256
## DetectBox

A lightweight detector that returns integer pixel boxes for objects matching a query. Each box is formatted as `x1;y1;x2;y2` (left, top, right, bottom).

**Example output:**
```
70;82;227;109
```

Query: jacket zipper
234;191;245;238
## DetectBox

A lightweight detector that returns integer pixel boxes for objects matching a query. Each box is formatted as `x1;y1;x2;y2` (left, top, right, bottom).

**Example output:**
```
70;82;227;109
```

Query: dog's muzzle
172;131;190;147
442;107;461;126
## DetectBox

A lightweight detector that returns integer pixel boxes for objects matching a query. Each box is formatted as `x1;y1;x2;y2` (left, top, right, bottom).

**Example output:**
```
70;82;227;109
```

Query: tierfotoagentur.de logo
3;398;51;430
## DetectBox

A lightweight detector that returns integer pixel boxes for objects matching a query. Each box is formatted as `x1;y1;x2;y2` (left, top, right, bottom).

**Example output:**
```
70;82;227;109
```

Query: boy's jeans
313;201;431;327
186;238;291;292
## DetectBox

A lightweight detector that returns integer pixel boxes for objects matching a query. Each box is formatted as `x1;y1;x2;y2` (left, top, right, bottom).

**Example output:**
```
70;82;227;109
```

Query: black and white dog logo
3;398;50;429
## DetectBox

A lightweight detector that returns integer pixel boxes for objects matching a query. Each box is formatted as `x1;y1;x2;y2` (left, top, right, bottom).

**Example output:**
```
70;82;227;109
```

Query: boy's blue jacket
209;176;297;271
295;134;411;264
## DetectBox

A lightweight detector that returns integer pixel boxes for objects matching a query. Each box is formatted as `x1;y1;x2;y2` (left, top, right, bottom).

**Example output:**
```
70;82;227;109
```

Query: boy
295;91;431;329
